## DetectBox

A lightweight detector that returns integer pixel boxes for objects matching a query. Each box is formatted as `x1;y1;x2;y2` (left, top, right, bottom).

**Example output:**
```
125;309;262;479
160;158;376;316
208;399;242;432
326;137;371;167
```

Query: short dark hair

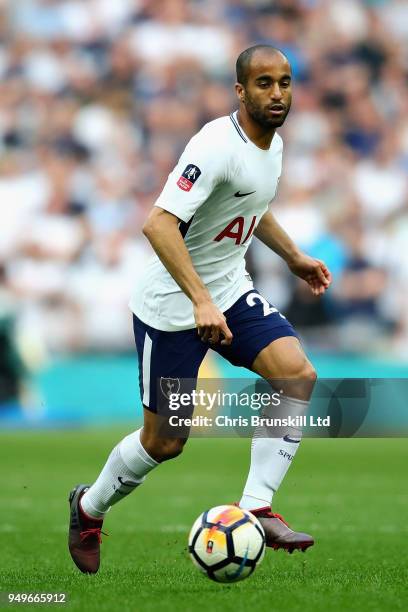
236;44;284;85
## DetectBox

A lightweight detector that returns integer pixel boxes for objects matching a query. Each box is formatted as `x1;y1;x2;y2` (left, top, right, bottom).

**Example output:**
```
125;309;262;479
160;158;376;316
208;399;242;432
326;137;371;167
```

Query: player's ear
235;83;245;102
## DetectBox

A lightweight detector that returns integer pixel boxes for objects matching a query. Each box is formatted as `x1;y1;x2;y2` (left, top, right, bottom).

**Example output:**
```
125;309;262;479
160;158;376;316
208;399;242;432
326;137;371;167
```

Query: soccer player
68;45;331;573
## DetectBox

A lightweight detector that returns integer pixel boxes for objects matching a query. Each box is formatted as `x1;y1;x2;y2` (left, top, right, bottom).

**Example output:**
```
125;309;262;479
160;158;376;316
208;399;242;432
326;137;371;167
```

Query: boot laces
252;506;291;527
80;527;108;544
271;512;290;527
232;503;290;527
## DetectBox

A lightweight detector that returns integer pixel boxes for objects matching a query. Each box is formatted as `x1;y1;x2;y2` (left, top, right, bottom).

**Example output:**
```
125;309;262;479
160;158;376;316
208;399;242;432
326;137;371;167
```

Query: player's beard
244;93;291;128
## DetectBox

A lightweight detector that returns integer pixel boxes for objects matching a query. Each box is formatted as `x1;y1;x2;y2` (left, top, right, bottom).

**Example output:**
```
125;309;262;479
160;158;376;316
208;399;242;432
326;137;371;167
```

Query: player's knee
272;360;317;400
301;362;317;383
289;361;316;401
282;357;316;382
265;359;317;383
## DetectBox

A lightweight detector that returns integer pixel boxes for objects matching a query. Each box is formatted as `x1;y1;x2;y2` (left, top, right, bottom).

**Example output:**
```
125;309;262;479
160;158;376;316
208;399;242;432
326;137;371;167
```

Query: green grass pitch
0;430;407;611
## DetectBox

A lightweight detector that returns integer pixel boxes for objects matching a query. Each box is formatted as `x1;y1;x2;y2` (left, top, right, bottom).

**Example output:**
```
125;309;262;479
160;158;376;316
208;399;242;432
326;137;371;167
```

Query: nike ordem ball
188;505;265;583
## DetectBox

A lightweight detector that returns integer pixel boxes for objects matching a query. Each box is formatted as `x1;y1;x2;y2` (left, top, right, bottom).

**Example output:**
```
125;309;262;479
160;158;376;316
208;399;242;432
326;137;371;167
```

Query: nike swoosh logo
226;545;249;579
118;476;139;487
283;435;301;444
234;191;256;197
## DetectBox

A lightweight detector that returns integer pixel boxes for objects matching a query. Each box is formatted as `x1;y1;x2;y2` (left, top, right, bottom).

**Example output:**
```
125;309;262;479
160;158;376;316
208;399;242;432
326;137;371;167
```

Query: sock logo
278;449;294;461
113;476;140;495
283;435;301;444
118;476;139;487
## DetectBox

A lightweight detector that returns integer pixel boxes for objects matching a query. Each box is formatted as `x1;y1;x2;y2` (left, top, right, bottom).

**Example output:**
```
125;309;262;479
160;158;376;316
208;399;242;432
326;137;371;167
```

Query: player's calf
141;434;188;462
141;406;190;462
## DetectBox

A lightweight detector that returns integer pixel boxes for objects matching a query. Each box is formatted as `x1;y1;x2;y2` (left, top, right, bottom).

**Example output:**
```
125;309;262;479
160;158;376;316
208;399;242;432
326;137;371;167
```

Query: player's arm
254;210;332;296
143;207;233;345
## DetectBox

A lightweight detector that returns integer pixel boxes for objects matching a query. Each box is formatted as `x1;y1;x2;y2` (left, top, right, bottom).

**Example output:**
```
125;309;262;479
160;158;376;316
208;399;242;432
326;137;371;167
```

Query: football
188;505;266;583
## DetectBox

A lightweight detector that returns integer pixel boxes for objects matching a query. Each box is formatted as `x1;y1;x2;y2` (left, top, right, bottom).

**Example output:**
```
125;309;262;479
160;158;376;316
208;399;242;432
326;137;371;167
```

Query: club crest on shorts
160;377;181;399
177;164;201;191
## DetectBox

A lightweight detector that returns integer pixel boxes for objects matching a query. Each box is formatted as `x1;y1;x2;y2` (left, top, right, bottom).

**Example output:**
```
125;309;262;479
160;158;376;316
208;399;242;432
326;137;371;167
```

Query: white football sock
80;429;158;519
239;395;309;511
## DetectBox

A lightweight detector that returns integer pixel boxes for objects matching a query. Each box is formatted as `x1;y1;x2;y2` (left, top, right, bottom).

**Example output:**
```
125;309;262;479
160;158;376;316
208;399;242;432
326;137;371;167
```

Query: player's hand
193;300;233;345
287;253;332;296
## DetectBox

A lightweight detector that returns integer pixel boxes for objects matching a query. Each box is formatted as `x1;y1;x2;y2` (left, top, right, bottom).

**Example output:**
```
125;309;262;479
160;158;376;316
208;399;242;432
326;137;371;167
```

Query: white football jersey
129;111;283;331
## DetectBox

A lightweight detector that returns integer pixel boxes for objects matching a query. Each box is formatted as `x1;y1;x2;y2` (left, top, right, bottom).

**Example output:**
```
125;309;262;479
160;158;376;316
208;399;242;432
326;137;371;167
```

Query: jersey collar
230;110;278;151
229;111;248;143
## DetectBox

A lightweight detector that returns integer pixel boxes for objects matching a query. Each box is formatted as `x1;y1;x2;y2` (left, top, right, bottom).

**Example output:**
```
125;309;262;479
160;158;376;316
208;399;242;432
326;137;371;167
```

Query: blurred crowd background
1;0;408;404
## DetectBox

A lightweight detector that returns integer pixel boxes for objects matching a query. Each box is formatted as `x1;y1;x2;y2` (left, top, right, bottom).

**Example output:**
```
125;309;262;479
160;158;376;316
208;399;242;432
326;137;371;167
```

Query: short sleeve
154;130;226;223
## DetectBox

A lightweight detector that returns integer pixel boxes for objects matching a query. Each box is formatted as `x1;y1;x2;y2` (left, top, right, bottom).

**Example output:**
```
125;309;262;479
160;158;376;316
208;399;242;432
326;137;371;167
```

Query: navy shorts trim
133;290;298;413
133;316;207;413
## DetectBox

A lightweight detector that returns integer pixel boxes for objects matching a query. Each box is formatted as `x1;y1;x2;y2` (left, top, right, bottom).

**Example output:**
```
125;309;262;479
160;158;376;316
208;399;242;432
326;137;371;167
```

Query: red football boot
251;506;314;553
68;484;108;573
